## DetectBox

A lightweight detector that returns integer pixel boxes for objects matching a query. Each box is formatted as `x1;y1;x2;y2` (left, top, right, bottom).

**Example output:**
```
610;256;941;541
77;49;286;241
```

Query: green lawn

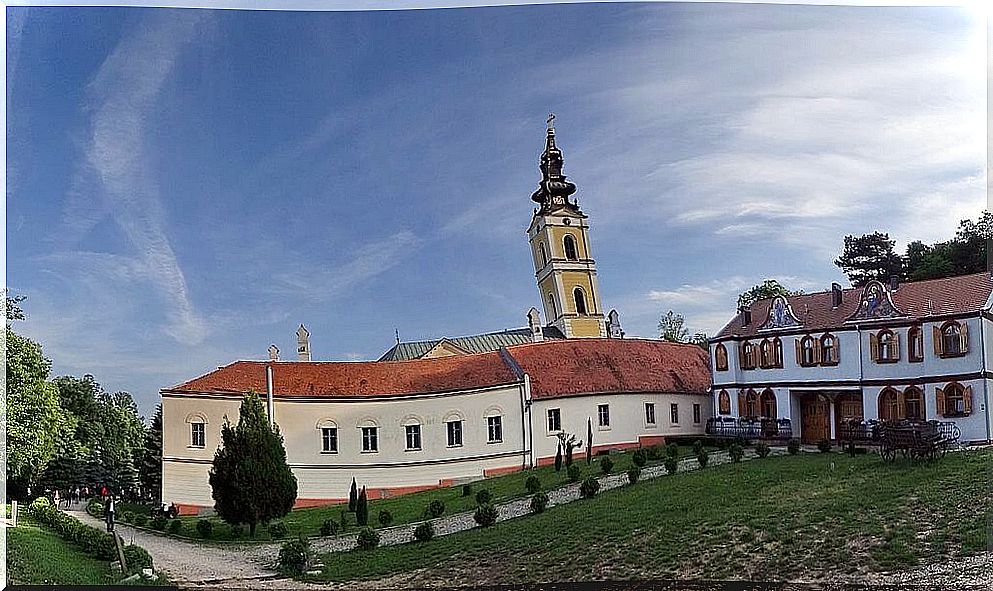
304;449;992;585
6;515;118;586
175;445;716;542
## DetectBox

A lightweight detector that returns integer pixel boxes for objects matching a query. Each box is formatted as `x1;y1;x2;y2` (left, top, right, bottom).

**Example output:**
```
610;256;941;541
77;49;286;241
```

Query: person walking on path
104;496;115;532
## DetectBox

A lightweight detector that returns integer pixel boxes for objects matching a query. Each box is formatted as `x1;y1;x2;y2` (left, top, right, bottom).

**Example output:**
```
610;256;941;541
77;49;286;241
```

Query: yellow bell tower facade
527;118;606;339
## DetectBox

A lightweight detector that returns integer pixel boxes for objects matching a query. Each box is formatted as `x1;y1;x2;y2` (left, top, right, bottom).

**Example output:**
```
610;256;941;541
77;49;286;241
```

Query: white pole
266;365;275;427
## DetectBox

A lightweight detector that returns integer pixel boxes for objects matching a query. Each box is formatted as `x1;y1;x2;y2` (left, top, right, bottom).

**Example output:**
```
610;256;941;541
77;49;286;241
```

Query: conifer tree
554;442;562;472
209;392;297;536
348;477;358;512
586;418;593;465
356;486;369;526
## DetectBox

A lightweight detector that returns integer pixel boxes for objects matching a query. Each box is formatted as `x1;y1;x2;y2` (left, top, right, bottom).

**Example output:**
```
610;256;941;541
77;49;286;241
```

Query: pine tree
356;486;369;526
140;404;163;503
209;392;297;536
348;478;358;512
554;442;562;472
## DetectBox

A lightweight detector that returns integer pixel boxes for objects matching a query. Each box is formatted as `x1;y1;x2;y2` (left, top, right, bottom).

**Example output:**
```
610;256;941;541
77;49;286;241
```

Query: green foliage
196;519;214;538
123;544;153;572
905;212;990;282
167;519;182;535
692;440;704;455
356;527;380;550
665;443;679;459
339;509;350;531
755;443;771;458
426;499;445;518
133;513;148;527
579;477;600;499
28;498;141;567
151;515;167;531
461;483;473;497
835;232;904;286
697;450;709;468
817;440;833;453
320;518;338;537
788;439;801;455
525;475;542;494
645;445;664;461
600;456;614;475
348;478;358;512
566;464;581;483
278;536;312;574
627;467;641;484
356;487;369;526
413;522;434;542
554;443;563;472
378;510;393;527
658;310;689;342
632;449;647;467
209;392;298;536
473;503;498;527
230;524;244;538
728;443;744;463
121;511;134;524
664;457;678;475
475;489;492;506
737;279;801;309
530;491;549;514
140;404;163;504
268;521;288;539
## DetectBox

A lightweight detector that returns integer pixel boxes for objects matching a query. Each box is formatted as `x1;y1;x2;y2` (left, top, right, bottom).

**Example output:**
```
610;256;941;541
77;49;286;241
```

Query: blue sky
6;3;986;417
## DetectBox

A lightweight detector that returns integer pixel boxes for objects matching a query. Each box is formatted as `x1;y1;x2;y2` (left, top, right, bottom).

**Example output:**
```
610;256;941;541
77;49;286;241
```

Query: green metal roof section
377;326;566;361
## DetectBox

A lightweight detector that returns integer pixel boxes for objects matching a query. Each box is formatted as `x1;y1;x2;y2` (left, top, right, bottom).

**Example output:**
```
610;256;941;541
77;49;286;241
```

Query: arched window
574;287;588;315
741;341;756;370
316;419;338;453
563;234;578;261
871;329;899;363
773;337;783;368
547;293;556;318
759;339;773;368
878;387;901;421
903;387;924;422
820;334;839;365
937;321;967;357
908;326;923;362
718;390;731;415
538;242;548;267
938;382;972;417
714;344;729;372
742;389;759;418
760;389;777;419
797;335;817;367
186;413;208;448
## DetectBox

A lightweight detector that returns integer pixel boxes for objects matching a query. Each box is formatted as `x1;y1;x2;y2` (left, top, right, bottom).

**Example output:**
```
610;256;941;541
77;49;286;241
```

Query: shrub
755;442;771;458
425;499;445;518
320;519;338;537
378;510;393;527
600;456;614;475
123;544;153;572
728;443;744;463
133;513;148;527
355;527;380;550
268;521;288;539
196;519;214;539
525;475;542;494
664;457;678;475
665;443;679;459
151;515;168;531
122;511;135;524
95;533;120;560
90;503;104;518
567;464;582;483
645;445;665;461
413;522;434;542
530;491;549;514
817;439;832;453
76;526;106;556
632;449;648;467
475;489;492;506
692;440;704;455
697;450;709;468
30;497;53;513
230;524;244;539
277;536;311;574
579;477;600;499
627;467;641;484
461;483;473;497
167;519;182;535
355;487;369;526
339;509;350;531
473;503;498;527
788;439;801;455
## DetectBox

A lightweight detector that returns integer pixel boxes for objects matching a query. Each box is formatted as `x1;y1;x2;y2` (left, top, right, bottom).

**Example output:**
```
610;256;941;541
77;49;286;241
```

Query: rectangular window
487;416;503;443
321;427;338;453
361;426;378;452
547;408;561;432
597;404;610;428
693;403;701;424
645;403;656;425
446;420;463;447
190;423;205;448
405;424;421;451
670;403;679;424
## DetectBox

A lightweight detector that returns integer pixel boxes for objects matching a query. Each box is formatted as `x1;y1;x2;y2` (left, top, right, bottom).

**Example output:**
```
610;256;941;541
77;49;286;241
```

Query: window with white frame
670;403;679;424
487;416;503;443
547;408;561;432
190;422;205;448
361;426;378;452
446;419;463;447
645;403;656;425
405;424;422;451
321;426;338;453
693;403;701;424
597;404;610;428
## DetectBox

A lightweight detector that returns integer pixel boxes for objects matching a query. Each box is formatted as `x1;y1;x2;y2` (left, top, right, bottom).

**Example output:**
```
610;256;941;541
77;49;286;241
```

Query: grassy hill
306;449;991;585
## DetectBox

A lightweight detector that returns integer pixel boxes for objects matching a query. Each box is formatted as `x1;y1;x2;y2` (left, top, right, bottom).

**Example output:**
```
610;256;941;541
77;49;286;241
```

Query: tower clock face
562;218;571;225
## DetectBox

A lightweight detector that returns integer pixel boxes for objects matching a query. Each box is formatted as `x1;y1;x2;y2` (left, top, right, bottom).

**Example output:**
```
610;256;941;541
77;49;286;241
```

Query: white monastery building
161;121;712;514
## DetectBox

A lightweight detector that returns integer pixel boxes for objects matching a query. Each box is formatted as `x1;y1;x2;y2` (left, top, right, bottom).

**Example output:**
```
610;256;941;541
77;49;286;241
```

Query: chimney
606;309;624;339
831;283;842;308
267;344;280;361
740;307;752;327
296;324;311;361
889;275;900;291
526;307;543;343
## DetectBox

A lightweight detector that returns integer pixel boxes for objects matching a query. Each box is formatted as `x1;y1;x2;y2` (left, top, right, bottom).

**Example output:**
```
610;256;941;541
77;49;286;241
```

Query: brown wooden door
835;393;864;436
800;397;830;443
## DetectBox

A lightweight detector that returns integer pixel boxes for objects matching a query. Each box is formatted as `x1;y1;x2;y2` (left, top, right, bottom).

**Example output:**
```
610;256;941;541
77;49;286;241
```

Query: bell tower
527;115;606;338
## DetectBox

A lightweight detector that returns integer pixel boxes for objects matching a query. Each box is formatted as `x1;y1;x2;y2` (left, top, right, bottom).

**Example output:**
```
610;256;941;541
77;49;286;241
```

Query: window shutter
933;325;942;355
935;387;946;417
896;390;906;420
737;391;746;417
960;323;969;353
812;339;822;366
892;332;901;361
963;386;973;415
869;333;879;362
795;339;802;365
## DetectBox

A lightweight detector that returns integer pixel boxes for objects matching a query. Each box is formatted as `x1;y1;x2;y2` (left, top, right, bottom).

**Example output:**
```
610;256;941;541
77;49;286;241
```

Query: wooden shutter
896;390;906;420
935;387;946;417
869;333;879;362
812;339;822;366
795;338;802;365
933;325;943;356
737;391;746;417
963;386;973;415
960;323;969;353
892;332;901;361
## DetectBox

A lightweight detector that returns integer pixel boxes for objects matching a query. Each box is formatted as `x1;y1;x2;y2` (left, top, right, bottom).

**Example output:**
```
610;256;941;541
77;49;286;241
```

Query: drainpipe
523;373;534;469
980;315;991;443
266;364;275;427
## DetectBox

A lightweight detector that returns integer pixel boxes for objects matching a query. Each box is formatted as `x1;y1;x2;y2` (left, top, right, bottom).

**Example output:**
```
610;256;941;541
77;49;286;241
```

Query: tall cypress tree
348;477;358;512
209;392;297;536
356;486;369;526
554;442;562;472
586;418;593;465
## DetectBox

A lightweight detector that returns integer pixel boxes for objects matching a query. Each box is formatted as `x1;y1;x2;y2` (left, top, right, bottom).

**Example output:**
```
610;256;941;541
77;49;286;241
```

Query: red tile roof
716;272;993;339
506;338;712;399
166;350;519;398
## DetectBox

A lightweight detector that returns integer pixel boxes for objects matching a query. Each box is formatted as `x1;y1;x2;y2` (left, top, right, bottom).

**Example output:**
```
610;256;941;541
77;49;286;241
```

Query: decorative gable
758;296;803;330
846;280;905;322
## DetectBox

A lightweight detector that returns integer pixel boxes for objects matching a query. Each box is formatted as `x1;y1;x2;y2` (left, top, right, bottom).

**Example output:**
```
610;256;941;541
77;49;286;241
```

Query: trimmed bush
278;536;311;574
755;442;771;458
151;515;168;531
425;499;445;518
320;518;338;537
123;544;153;572
475;489;492;506
665;443;679;459
632;449;648;467
167;519;182;535
664;457;678;475
378;510;393;527
697;450;709;468
133;514;148;527
530;491;549;514
196;519;213;539
95;533;120;560
728;443;744;463
355;527;380;550
788;439;801;455
567;464;582;483
230;524;244;539
461;483;473;497
817;439;832;453
525;475;542;494
579;477;600;499
600;456;614;475
627;467;641;484
339;509;350;531
692;440;704;455
646;445;665;461
268;521;288;539
122;511;135;524
413;521;434;542
473;503;498;527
